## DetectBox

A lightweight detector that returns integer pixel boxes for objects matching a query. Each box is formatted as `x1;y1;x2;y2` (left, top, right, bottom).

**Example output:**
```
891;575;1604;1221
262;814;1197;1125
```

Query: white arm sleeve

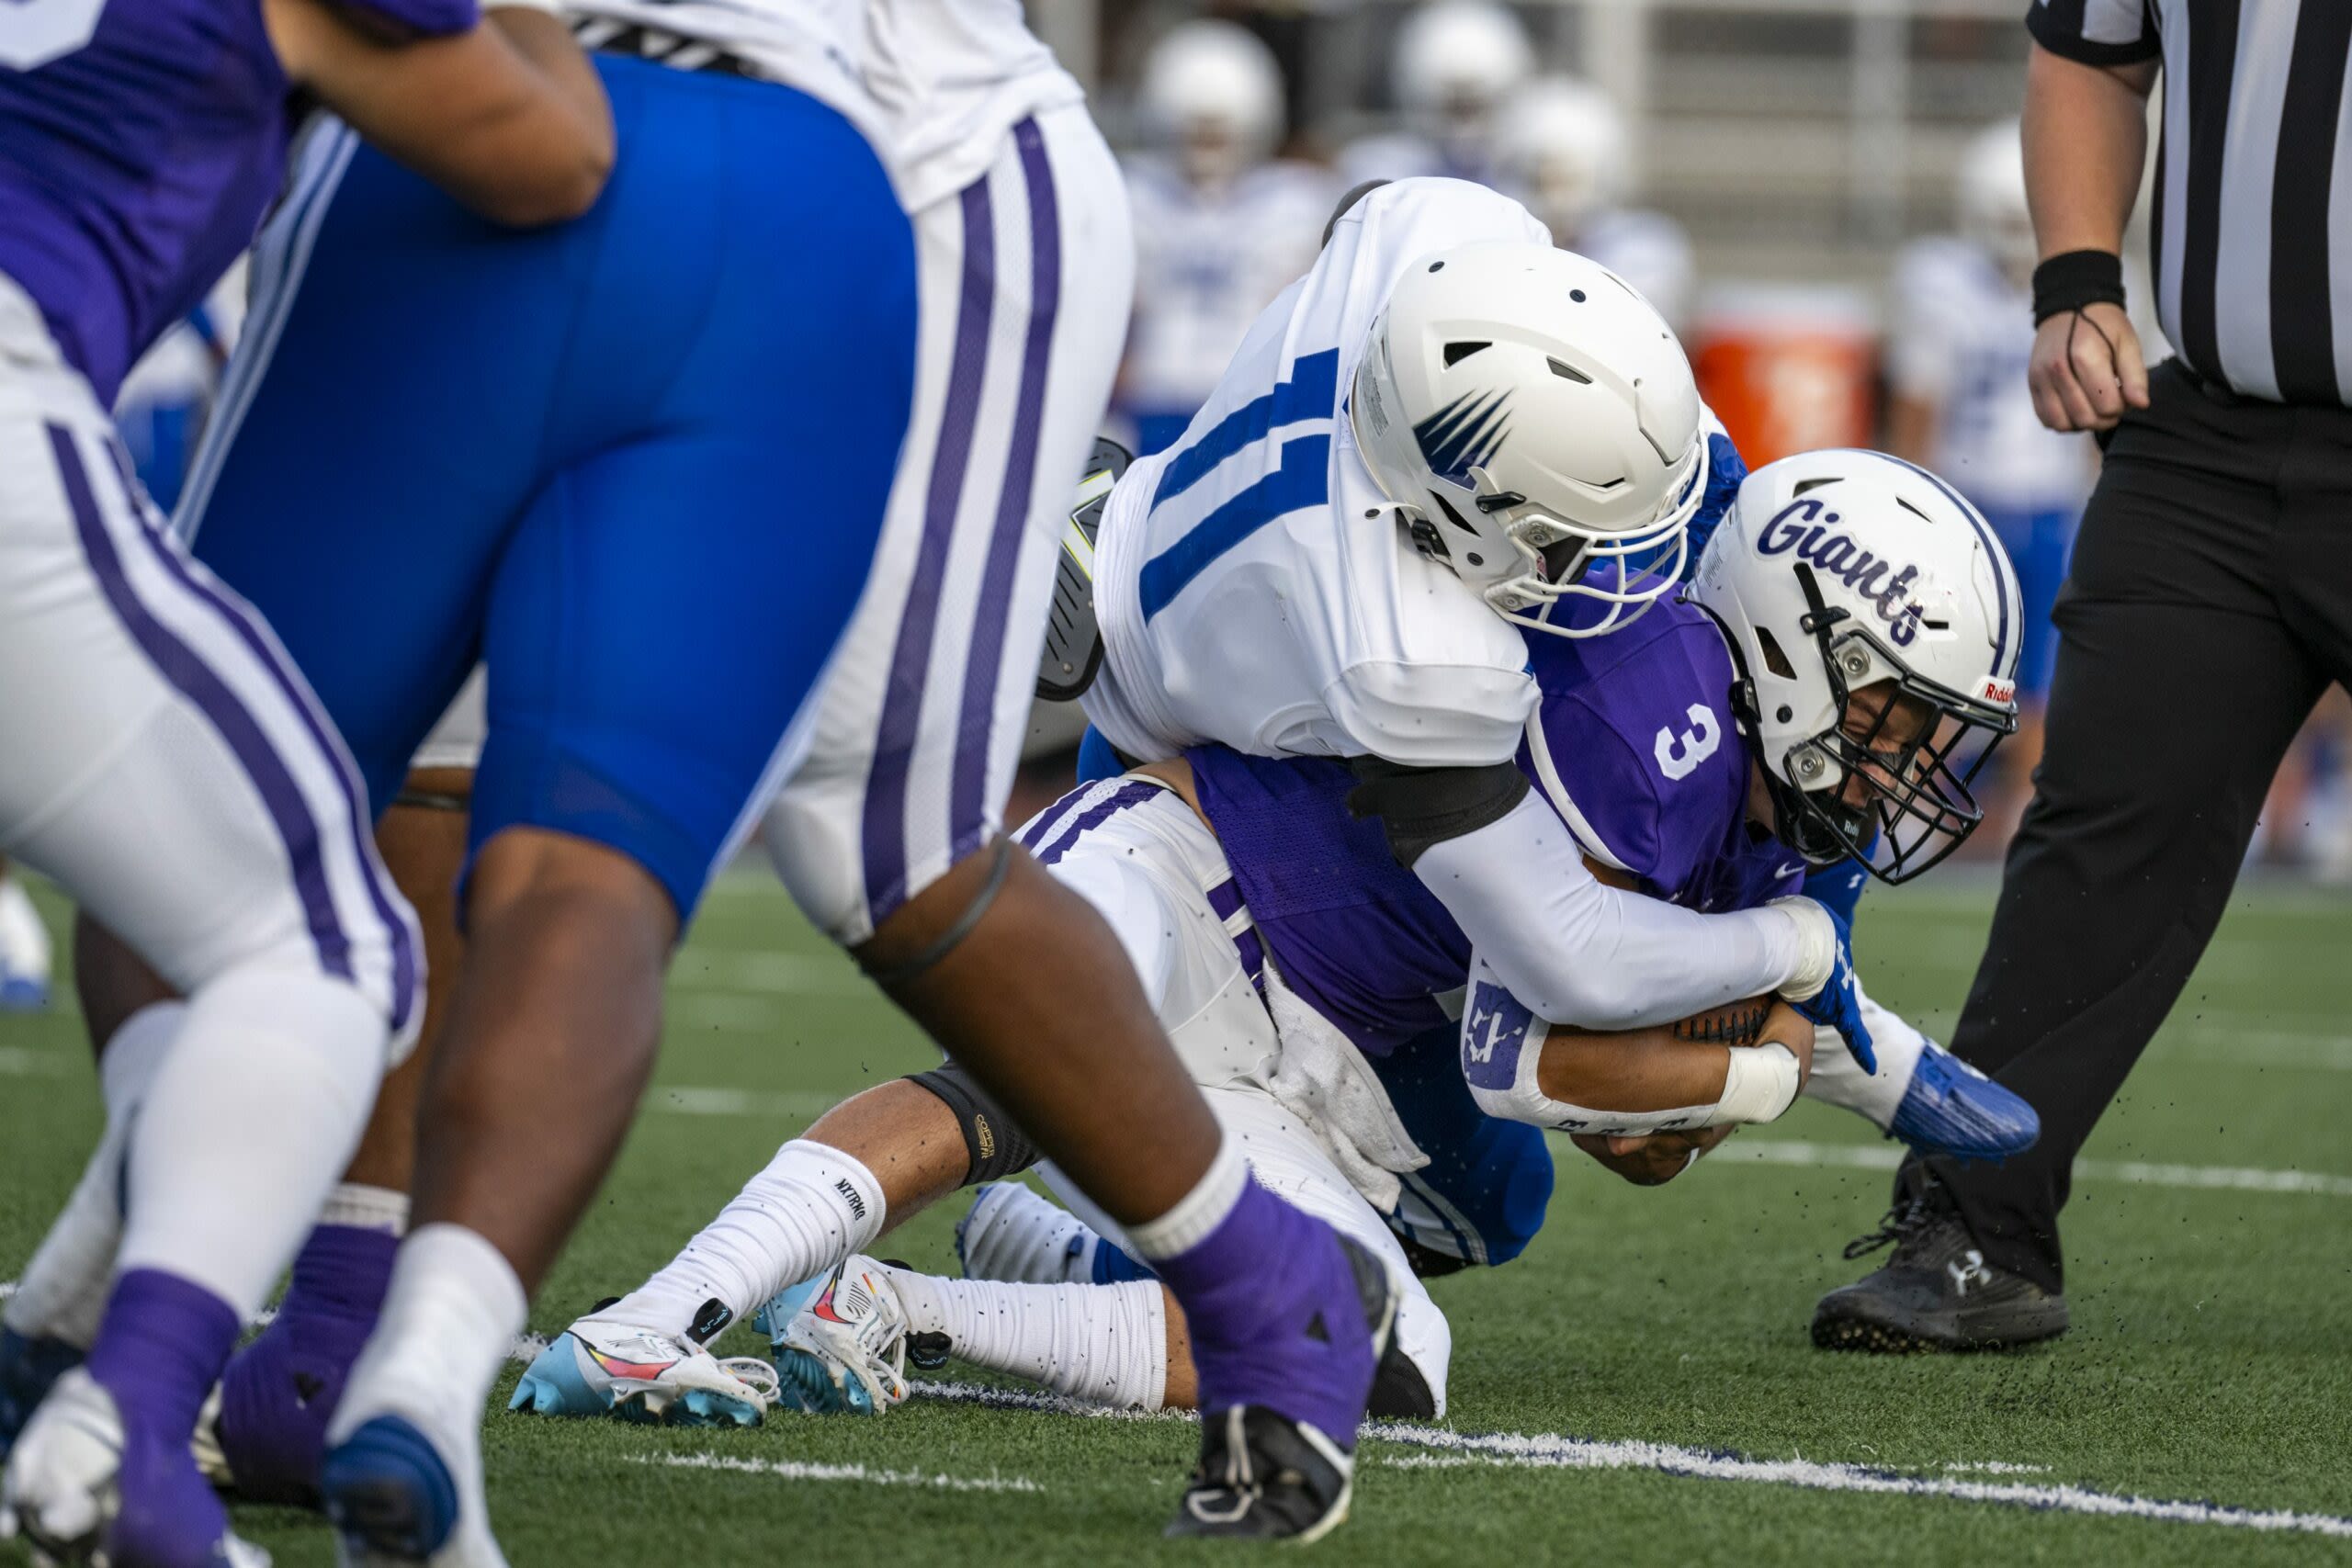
1800;974;1930;1131
1414;793;1816;1031
1458;955;1802;1134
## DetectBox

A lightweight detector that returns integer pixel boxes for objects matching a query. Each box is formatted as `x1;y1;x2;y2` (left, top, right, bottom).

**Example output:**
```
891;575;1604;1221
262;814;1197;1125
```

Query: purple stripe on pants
99;442;417;1035
946;118;1062;859
1232;927;1267;991
1035;781;1160;866
47;423;353;985
1205;877;1244;922
858;168;998;929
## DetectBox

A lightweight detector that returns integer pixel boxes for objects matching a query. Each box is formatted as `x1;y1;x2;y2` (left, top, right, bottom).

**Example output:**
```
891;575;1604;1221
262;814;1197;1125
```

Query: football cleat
1889;1045;2039;1162
320;1413;503;1568
507;1313;775;1428
769;1258;912;1416
0;876;51;1013
1813;1198;2068;1352
0;1331;85;1464
1;1369;267;1568
1167;1234;1396;1542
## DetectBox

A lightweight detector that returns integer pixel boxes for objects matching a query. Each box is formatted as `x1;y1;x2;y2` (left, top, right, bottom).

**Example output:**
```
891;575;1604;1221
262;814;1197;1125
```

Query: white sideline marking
1354;1424;2352;1539
628;1450;1041;1494
644;1086;844;1120
1717;1139;2352;1198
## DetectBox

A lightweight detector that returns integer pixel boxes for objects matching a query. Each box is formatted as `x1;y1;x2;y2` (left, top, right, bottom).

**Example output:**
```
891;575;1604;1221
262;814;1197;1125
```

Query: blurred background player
1338;0;1533;188
1883;120;2090;841
1118;20;1334;455
1494;75;1693;329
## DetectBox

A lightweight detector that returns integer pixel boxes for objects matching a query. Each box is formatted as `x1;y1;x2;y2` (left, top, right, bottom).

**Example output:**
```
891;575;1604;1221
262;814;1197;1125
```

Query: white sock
331;1223;523;1515
1125;1132;1247;1261
960;1183;1102;1285
320;1181;410;1237
4;1001;183;1345
884;1267;1168;1412
113;969;383;1318
606;1139;885;1340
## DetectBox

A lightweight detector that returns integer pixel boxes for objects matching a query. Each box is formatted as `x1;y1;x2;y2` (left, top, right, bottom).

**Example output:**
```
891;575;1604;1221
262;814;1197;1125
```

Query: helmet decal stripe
1413;389;1513;486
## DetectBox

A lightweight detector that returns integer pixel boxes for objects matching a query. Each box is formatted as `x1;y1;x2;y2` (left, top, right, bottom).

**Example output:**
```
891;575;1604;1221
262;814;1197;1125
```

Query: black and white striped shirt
2030;0;2352;406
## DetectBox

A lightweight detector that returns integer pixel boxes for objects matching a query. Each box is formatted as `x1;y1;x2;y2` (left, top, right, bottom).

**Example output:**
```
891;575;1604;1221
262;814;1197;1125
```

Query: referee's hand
2030;301;2150;434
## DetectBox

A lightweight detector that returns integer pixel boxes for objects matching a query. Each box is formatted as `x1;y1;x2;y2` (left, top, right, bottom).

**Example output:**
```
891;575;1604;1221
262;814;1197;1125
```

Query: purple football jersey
1520;589;1805;916
0;0;479;404
1189;590;1800;1055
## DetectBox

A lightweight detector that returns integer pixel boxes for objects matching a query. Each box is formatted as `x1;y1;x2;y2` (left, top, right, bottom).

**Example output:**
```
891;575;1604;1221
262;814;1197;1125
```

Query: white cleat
955;1183;1095;1285
770;1258;912;1416
1;1370;266;1567
508;1318;776;1428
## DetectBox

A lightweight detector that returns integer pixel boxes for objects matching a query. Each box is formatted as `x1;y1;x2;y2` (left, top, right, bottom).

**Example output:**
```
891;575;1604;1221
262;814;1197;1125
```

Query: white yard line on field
1715;1138;2352;1197
628;1450;1043;1494
899;1382;2352;1538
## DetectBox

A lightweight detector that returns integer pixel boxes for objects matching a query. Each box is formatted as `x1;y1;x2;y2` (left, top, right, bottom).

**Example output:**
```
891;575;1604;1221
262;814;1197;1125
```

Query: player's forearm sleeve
1415;794;1810;1030
1801;975;1927;1128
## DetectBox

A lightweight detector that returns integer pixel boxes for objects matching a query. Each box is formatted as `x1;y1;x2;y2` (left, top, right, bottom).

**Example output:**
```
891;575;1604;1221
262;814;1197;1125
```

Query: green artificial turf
3;872;2347;1565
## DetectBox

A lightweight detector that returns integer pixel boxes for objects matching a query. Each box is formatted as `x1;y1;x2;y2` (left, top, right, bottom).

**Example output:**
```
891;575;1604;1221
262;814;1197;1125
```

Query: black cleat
1812;1199;2068;1352
1166;1235;1396;1542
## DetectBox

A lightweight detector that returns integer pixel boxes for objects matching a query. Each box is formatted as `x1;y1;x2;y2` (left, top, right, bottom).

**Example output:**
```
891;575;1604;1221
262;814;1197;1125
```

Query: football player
0;0;611;1560
511;447;2032;1425
51;0;1398;1550
1119;21;1335;455
1884;120;2094;826
1338;0;1534;189
1493;76;1696;329
1076;175;1879;1090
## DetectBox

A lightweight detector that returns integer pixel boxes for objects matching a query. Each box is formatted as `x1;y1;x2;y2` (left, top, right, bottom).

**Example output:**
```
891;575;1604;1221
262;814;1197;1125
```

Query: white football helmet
1140;21;1285;188
1393;0;1533;165
1690;449;2022;884
1495;76;1630;243
1958;119;2035;284
1350;240;1707;637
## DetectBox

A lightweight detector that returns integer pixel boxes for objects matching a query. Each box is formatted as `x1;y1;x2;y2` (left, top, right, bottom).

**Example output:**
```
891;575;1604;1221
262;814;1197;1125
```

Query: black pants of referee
1901;358;2352;1292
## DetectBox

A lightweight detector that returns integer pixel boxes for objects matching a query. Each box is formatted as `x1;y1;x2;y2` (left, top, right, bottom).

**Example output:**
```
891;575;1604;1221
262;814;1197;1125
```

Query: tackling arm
1459;956;1815;1136
1357;762;1835;1032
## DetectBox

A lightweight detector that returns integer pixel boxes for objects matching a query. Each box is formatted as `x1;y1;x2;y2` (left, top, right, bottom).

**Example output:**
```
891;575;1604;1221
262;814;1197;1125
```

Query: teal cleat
508;1315;775;1428
767;1259;912;1416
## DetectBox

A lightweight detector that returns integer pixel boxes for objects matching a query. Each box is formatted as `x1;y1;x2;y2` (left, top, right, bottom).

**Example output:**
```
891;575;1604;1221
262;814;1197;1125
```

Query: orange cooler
1690;284;1877;467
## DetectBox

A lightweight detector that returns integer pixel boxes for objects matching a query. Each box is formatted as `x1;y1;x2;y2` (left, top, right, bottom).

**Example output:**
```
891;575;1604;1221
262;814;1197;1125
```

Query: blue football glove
1787;899;1874;1074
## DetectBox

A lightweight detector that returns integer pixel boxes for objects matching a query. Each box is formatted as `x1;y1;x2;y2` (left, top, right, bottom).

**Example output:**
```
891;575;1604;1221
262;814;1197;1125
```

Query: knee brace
903;1058;1040;1185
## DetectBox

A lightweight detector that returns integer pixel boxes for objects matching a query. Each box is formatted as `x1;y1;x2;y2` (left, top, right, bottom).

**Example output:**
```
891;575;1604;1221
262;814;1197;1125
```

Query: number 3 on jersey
1654;704;1721;781
1;0;109;69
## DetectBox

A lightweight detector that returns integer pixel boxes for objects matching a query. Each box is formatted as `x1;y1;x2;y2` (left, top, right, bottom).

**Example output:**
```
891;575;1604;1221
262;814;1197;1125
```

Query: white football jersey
1123;156;1337;420
1886;237;2089;516
1084;176;1555;771
562;0;1083;213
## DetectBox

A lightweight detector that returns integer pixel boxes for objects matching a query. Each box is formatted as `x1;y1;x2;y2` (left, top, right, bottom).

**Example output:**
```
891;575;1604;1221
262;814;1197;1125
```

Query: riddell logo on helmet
1755;498;1928;647
1982;676;2018;705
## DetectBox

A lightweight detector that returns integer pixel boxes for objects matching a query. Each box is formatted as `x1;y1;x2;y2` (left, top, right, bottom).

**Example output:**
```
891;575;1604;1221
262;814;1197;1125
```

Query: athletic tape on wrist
1707;1042;1802;1127
2031;250;2126;324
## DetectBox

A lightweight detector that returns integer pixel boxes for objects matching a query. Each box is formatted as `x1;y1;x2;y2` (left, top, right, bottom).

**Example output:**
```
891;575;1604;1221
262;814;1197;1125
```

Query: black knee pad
904;1061;1040;1185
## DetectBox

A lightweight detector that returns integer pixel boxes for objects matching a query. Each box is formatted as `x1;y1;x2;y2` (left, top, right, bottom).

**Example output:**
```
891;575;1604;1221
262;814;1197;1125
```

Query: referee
1815;0;2352;1350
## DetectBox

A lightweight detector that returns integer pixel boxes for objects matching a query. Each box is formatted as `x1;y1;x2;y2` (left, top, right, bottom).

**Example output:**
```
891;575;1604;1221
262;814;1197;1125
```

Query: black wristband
2032;250;2126;324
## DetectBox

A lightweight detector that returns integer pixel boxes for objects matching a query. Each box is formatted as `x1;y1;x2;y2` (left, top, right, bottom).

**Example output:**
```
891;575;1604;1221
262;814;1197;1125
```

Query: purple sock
1148;1180;1374;1446
83;1269;240;1567
218;1223;395;1503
